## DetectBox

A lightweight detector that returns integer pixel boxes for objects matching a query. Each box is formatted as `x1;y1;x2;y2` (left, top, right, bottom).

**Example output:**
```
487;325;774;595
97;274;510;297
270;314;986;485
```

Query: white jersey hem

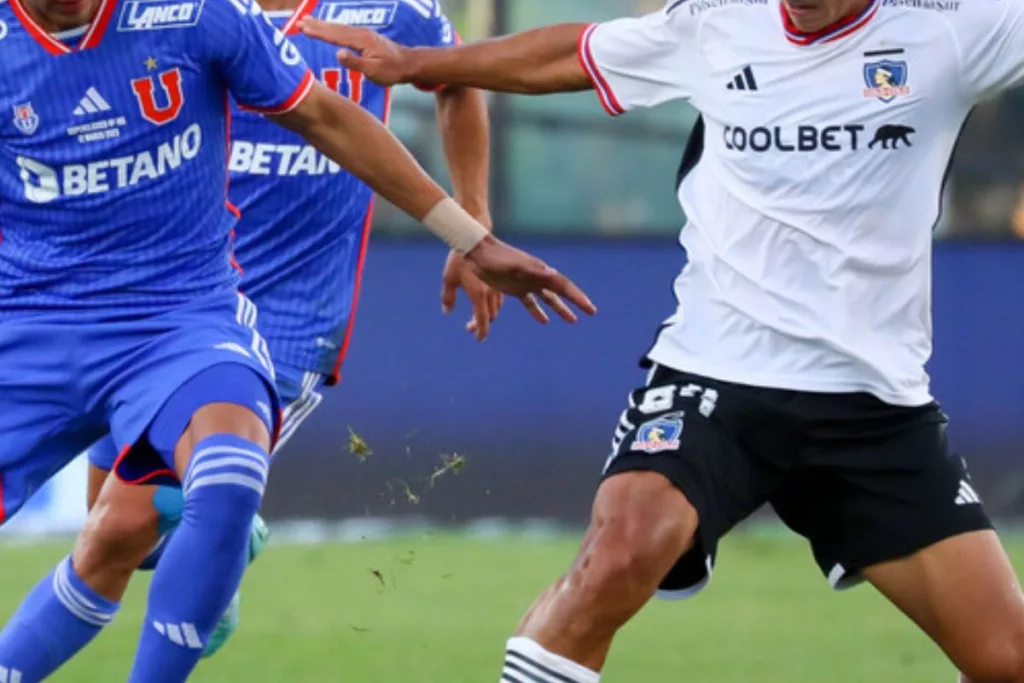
646;347;934;408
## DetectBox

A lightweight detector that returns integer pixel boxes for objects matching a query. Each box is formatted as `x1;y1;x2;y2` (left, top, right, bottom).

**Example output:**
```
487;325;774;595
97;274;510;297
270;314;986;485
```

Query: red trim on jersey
10;0;70;54
327;87;390;385
283;0;316;35
223;91;244;273
0;473;6;525
577;24;624;117
272;407;283;452
781;0;879;46
10;0;115;54
79;0;117;50
329;201;375;385
243;69;316;115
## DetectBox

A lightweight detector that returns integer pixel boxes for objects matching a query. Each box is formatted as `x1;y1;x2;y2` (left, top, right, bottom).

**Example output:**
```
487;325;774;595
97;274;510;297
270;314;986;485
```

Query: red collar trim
282;0;316;35
10;0;117;55
781;0;880;46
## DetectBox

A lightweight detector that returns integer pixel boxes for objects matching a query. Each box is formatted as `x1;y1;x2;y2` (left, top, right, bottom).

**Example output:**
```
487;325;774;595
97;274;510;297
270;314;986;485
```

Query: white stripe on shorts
275;371;324;454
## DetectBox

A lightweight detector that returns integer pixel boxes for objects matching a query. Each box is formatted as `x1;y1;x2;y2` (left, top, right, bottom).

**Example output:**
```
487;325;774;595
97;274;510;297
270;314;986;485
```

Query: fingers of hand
539;289;578;323
489;291;504;320
471;298;489;341
302;19;361;46
546;272;597;316
441;282;457;315
336;50;366;71
520;293;550;325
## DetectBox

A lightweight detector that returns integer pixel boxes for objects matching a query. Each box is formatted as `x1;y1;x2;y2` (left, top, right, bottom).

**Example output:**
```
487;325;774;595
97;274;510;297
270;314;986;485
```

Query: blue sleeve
393;0;457;49
199;0;314;112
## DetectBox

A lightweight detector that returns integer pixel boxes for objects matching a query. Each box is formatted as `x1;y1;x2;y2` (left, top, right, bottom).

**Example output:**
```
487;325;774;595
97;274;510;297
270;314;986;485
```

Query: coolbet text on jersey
0;0;314;519
581;0;1024;407
230;0;456;385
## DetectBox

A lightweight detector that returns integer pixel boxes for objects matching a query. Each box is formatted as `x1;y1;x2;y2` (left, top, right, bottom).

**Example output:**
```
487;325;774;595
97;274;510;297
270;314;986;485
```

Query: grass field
2;530;1010;682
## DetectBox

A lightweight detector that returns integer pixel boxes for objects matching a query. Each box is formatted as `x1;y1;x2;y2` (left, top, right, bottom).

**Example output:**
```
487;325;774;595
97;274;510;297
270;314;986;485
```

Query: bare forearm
278;85;445;219
406;24;591;94
436;86;491;223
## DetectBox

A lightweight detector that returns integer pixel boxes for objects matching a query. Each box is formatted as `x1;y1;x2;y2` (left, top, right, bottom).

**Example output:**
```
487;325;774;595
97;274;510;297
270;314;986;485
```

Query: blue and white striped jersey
229;0;456;381
0;0;313;318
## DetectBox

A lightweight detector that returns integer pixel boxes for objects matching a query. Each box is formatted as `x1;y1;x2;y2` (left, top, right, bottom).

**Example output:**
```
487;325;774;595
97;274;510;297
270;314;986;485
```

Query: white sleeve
954;0;1024;100
577;6;699;117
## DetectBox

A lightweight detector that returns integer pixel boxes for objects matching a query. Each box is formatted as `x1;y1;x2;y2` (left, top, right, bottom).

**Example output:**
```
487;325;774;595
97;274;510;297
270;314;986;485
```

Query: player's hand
300;18;412;86
463;236;596;324
442;250;504;342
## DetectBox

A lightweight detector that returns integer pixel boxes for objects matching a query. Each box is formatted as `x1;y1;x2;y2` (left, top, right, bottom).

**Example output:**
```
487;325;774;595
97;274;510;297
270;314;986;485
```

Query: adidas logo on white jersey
73;87;111;116
152;620;204;649
955;479;981;506
726;66;758;92
0;666;23;683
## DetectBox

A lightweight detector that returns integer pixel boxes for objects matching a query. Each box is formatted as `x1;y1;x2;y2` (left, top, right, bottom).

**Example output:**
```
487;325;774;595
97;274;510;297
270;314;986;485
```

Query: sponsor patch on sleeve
316;1;398;27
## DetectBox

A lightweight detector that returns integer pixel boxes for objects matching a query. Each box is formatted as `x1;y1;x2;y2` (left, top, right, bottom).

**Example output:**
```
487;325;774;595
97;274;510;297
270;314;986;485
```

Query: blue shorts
0;291;280;525
88;359;323;470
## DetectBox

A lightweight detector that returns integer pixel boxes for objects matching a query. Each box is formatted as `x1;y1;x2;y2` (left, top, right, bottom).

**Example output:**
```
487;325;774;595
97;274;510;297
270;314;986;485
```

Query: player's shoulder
880;0;1011;28
665;0;776;24
312;0;440;28
114;0;261;36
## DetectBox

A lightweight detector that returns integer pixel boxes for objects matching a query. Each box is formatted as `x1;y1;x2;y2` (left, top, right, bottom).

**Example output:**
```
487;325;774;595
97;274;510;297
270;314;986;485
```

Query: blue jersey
0;0;314;318
229;0;456;381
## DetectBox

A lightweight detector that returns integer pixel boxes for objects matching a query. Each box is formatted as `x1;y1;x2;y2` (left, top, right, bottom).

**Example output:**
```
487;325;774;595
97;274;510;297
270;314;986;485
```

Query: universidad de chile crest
12;103;39;136
863;59;911;103
630;412;684;454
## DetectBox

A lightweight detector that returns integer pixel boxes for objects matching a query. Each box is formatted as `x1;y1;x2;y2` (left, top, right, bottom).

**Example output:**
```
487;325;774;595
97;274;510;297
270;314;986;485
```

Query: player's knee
575;472;699;604
961;634;1024;683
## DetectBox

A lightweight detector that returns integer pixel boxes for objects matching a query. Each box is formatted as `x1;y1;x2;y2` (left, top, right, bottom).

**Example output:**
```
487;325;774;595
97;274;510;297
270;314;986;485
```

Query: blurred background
6;0;1023;536
3;3;1023;680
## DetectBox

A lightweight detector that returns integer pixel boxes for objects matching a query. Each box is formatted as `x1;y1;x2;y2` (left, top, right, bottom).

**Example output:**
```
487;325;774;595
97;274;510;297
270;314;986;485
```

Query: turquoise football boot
201;514;270;658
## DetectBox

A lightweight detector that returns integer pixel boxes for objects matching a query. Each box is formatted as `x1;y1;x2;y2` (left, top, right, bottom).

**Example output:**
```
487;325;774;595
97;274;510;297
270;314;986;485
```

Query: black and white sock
501;636;600;683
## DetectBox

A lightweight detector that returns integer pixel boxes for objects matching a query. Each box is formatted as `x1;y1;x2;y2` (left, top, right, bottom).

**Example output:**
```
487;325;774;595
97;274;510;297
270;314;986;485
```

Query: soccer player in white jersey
304;1;1024;681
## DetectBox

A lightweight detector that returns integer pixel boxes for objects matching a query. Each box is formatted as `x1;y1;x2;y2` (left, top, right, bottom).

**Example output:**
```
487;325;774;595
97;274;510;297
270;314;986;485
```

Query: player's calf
502;471;698;681
0;555;120;683
74;477;163;599
129;410;271;681
122;362;275;682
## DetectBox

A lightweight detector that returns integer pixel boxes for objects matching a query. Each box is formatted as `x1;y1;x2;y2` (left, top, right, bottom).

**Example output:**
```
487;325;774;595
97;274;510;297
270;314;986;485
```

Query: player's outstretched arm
434;85;508;339
300;19;591;95
272;83;595;322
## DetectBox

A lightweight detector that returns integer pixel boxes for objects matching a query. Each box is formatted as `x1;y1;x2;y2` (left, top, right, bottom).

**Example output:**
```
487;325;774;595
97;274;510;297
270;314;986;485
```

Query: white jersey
580;0;1024;406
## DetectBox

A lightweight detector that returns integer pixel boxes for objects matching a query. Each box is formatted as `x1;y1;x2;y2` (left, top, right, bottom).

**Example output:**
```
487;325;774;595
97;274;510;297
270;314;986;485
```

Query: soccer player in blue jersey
0;0;593;677
77;0;497;660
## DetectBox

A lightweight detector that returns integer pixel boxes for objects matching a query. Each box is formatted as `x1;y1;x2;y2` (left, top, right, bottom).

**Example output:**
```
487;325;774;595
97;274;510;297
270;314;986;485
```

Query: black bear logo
868;124;915;150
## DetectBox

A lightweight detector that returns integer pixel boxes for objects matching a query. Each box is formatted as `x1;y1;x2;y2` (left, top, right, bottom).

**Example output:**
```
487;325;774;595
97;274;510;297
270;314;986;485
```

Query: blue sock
0;556;119;682
128;434;269;682
138;487;186;571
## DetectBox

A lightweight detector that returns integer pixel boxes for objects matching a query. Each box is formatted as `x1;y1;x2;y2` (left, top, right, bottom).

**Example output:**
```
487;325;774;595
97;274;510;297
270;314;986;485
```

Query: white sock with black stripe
501;637;600;683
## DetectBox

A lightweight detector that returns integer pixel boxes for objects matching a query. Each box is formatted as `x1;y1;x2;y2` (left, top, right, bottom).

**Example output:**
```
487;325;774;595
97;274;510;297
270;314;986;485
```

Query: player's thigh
771;401;990;590
602;365;786;598
105;292;281;485
274;364;325;455
863;530;1024;683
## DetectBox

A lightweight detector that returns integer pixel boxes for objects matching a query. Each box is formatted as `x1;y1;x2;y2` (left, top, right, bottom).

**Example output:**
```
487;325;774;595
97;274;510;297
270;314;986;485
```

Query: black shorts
603;365;993;598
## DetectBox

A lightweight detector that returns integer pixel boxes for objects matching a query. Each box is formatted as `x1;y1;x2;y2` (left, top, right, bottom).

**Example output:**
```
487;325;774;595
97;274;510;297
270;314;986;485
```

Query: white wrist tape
422;198;489;255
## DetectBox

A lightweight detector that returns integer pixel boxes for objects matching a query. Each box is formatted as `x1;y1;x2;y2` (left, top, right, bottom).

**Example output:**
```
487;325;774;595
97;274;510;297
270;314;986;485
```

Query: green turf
1;531;1008;681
